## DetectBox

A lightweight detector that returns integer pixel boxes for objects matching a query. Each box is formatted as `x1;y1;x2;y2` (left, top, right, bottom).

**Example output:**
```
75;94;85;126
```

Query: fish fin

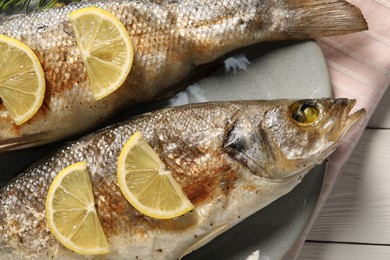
282;0;368;38
179;224;230;259
0;135;47;153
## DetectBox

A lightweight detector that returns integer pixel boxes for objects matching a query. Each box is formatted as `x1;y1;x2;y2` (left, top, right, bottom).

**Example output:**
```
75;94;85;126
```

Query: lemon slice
69;7;133;100
46;161;109;255
117;131;194;219
0;35;45;125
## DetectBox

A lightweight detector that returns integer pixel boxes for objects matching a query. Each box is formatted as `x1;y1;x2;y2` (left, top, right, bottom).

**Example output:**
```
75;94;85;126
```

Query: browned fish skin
0;0;367;151
0;99;365;259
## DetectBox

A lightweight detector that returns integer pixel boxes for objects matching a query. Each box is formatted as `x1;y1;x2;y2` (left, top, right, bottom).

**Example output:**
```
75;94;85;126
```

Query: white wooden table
298;86;390;259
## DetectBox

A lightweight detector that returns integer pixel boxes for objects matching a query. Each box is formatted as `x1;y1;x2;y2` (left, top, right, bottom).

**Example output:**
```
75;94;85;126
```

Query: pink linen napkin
287;0;390;258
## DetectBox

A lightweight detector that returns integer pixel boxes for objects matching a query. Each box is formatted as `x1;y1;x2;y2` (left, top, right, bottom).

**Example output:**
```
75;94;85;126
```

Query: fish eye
291;102;320;124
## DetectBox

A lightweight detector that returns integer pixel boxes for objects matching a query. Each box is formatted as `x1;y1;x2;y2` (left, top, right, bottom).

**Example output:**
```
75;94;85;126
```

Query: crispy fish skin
0;99;365;259
0;0;367;151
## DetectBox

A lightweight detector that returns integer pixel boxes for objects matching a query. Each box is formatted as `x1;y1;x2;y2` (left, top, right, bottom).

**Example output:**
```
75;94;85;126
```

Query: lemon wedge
69;7;133;100
45;161;109;255
117;131;194;219
0;34;45;125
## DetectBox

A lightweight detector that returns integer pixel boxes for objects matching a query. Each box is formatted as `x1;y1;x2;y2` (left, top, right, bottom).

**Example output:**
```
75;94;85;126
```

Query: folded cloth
287;0;390;258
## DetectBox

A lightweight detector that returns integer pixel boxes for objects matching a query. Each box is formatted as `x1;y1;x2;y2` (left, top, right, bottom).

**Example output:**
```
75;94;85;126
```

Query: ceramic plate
0;40;330;259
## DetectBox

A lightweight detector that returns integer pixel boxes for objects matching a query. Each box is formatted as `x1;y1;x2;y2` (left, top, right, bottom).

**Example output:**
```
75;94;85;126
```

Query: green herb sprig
0;0;78;12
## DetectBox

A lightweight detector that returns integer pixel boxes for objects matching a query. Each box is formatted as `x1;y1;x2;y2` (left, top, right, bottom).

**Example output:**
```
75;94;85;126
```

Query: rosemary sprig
0;0;78;12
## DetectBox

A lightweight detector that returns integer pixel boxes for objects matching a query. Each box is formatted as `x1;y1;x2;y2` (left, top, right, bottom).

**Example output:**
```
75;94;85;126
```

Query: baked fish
0;98;365;259
0;0;367;151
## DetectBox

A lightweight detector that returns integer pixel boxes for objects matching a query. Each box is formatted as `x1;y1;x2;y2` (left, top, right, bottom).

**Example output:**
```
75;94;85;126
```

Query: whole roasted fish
0;98;365;259
0;0;367;151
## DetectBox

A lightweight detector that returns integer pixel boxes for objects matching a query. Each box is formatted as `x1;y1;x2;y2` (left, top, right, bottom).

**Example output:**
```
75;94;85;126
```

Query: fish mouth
342;99;366;139
321;99;365;159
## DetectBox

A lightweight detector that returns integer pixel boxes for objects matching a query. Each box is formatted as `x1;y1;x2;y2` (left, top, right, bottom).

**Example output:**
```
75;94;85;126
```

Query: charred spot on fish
183;174;221;205
93;178;132;235
184;164;237;205
37;25;47;31
290;101;320;124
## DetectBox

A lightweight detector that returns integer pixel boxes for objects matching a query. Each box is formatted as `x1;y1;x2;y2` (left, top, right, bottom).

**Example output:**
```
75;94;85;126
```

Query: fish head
224;98;365;181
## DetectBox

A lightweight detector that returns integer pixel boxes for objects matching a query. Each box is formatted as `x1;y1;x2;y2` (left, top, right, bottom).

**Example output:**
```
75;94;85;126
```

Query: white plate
0;40;330;259
170;41;331;103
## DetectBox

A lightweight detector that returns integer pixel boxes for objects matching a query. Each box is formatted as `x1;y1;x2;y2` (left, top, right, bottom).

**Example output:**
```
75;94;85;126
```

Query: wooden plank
368;85;390;128
299;242;390;260
306;129;390;244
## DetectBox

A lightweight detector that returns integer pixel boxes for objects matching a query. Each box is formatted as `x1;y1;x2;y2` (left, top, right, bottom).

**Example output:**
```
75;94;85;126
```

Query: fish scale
0;99;365;258
0;0;367;151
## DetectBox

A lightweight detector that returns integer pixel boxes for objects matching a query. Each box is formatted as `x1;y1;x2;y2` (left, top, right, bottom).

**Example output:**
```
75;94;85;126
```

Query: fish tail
281;0;368;38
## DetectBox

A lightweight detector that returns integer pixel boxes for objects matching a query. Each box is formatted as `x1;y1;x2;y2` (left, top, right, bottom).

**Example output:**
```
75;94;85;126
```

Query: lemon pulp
69;7;133;100
45;161;109;255
117;131;194;219
0;35;45;125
